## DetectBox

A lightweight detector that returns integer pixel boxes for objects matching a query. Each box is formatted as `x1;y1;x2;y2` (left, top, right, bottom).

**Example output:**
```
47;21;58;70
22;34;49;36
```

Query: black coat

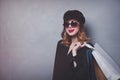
52;40;96;80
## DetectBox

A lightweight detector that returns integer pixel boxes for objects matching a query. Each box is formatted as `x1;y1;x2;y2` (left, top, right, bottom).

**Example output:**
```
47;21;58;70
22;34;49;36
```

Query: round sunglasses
63;20;80;28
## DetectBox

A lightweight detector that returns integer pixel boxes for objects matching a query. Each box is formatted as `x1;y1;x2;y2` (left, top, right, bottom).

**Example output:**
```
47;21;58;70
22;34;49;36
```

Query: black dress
52;40;96;80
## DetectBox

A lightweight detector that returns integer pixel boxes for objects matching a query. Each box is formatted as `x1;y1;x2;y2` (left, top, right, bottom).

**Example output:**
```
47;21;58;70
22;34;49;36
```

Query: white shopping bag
85;43;120;80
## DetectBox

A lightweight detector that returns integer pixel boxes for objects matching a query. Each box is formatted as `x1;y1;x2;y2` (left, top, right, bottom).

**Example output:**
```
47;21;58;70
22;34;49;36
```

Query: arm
52;41;62;80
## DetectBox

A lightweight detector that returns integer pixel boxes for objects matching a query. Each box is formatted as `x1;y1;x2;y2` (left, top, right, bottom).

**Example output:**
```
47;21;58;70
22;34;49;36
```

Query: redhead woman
52;10;107;80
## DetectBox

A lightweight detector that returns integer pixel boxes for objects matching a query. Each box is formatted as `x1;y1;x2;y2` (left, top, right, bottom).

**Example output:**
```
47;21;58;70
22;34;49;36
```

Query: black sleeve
52;40;73;80
52;41;61;80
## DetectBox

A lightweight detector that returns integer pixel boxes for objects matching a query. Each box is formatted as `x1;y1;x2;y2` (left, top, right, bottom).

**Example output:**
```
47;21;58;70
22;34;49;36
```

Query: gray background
0;0;120;80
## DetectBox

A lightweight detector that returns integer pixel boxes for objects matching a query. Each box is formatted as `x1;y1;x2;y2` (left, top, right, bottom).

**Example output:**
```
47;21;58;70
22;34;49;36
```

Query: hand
72;42;86;51
72;42;81;56
72;42;87;56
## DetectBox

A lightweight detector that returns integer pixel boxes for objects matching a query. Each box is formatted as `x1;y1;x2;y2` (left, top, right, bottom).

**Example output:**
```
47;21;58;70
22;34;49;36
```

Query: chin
68;33;77;37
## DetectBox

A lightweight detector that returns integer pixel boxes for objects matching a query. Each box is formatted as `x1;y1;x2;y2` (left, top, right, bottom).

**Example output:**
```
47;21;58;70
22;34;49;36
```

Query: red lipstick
68;29;74;33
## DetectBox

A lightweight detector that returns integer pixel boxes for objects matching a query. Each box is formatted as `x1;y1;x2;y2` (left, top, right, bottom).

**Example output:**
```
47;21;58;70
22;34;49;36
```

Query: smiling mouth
68;29;74;33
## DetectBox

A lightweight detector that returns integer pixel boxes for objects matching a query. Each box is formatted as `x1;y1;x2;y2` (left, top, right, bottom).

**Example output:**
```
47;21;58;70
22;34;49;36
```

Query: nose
68;24;72;28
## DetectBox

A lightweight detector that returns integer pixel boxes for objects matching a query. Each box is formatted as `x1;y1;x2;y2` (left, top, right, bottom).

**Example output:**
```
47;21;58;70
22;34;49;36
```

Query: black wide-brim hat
63;10;85;25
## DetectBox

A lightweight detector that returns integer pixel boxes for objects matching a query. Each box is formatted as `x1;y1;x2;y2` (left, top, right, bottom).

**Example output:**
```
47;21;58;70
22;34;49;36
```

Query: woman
52;10;106;80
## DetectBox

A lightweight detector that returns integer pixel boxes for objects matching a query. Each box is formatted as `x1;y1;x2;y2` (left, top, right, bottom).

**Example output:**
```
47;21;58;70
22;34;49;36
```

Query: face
63;19;80;37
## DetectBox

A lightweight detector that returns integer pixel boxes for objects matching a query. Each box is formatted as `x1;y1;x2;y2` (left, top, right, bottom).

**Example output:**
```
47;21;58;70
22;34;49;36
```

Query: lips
68;29;74;33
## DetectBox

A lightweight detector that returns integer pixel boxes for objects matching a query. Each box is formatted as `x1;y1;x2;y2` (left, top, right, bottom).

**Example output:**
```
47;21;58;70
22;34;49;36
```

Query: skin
65;19;80;37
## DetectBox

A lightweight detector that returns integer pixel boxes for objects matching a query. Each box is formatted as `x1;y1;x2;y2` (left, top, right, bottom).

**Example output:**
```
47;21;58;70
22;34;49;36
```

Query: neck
71;36;78;43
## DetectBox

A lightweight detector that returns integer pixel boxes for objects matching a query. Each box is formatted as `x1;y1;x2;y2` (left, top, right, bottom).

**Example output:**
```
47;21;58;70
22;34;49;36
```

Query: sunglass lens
63;21;79;28
71;21;78;27
63;23;69;28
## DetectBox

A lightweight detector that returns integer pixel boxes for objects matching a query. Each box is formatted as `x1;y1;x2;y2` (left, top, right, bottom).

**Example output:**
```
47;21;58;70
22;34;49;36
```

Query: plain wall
0;0;120;80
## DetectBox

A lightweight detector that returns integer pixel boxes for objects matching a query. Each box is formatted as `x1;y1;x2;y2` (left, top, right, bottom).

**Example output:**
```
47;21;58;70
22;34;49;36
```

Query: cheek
75;27;80;33
65;28;68;33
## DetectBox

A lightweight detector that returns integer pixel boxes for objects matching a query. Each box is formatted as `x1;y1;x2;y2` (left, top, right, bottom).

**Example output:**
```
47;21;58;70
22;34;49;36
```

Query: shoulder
57;40;62;44
56;40;68;49
82;42;94;51
86;42;94;47
56;40;62;46
56;40;64;48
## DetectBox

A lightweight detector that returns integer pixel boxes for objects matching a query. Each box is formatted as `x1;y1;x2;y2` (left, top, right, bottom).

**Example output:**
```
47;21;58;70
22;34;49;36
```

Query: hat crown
63;10;85;25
